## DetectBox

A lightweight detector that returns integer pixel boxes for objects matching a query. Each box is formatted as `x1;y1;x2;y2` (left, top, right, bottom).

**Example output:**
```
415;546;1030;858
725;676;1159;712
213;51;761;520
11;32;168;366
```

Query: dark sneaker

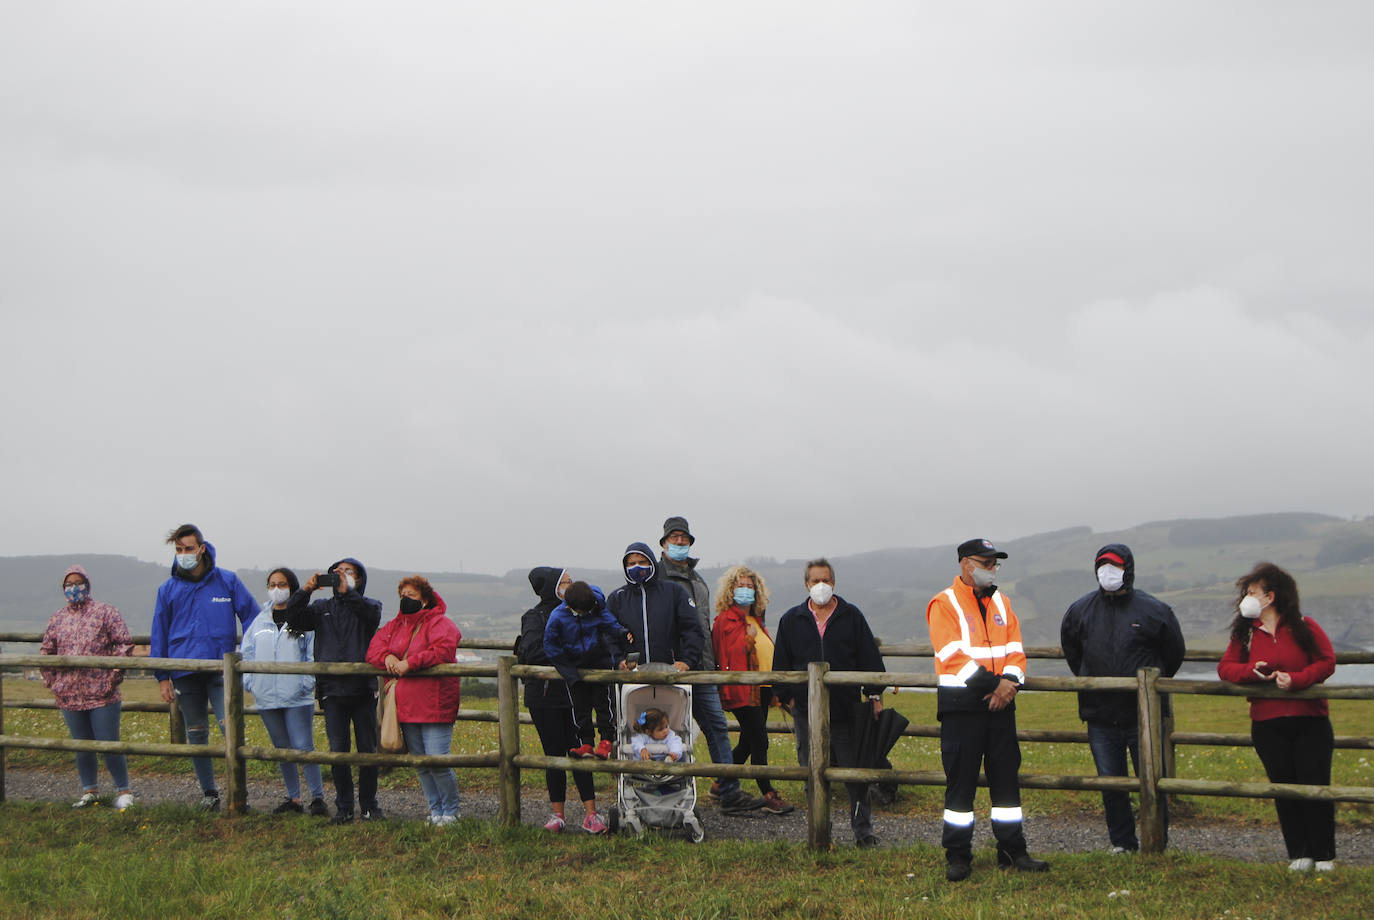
998;851;1049;872
706;781;722;800
308;798;330;817
360;805;384;821
760;791;795;815
331;811;355;825
946;860;972;882
592;739;614;759
199;792;221;813
719;790;766;813
856;835;879;848
273;799;305;815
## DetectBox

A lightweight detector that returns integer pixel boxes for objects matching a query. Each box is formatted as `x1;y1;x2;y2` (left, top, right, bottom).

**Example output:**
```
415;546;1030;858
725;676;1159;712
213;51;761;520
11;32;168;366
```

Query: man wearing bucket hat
927;539;1048;881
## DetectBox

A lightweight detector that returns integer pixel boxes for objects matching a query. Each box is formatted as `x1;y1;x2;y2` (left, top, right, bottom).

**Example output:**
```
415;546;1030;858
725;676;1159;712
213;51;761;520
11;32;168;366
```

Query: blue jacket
150;542;258;681
240;603;316;710
543;585;628;683
606;542;704;669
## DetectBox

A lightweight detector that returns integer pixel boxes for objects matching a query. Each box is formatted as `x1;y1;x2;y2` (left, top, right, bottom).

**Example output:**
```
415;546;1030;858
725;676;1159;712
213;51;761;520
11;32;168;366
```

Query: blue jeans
693;684;741;797
401;722;460;818
258;705;325;802
61;701;130;793
1087;720;1168;850
173;674;226;795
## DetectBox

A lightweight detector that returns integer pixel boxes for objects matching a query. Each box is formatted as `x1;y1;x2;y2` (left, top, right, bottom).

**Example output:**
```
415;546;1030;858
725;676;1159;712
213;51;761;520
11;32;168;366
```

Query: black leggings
529;707;596;805
729;689;774;795
1251;715;1335;860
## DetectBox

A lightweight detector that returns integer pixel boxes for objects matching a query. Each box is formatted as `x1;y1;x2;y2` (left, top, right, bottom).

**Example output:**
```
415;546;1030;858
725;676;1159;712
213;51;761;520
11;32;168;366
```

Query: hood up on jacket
1095;543;1135;593
621;542;658;585
62;564;91;591
170;541;218;581
528;566;567;607
328;557;369;594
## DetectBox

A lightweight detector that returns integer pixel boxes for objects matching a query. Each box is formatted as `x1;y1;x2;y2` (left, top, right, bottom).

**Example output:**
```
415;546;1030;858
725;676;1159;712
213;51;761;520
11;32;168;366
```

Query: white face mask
970;566;997;590
267;586;291;606
808;582;834;606
1239;595;1264;619
1097;564;1126;592
176;552;200;571
344;573;357;592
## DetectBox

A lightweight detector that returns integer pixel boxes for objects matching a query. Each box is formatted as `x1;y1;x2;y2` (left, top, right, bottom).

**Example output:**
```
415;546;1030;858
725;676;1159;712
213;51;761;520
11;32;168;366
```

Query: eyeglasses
968;557;1001;571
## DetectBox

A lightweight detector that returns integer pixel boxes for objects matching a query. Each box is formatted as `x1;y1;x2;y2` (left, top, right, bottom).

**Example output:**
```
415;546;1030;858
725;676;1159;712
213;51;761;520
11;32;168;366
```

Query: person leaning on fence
1217;561;1337;872
239;567;328;817
150;524;258;812
40;564;136;811
658;516;765;814
517;566;604;834
772;557;886;848
711;564;794;815
366;576;462;826
286;557;384;824
1060;544;1185;853
543;580;629;766
928;539;1048;881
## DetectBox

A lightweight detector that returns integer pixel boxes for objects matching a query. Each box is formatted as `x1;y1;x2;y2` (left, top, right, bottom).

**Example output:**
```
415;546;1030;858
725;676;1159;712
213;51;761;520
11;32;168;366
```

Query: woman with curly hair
711;565;793;815
1217;562;1337;871
366;575;462;825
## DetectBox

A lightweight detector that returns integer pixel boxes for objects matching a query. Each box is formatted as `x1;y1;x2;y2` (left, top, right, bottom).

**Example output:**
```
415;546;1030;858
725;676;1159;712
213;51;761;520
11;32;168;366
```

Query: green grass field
4;677;1373;826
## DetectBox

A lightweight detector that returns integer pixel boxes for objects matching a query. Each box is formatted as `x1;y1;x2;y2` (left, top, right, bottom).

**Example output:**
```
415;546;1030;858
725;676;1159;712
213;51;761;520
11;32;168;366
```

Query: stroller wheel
687;808;705;844
606;805;620;834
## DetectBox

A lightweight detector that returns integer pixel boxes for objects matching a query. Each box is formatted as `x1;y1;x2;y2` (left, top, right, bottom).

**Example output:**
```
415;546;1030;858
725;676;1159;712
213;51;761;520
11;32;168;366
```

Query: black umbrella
852;703;910;770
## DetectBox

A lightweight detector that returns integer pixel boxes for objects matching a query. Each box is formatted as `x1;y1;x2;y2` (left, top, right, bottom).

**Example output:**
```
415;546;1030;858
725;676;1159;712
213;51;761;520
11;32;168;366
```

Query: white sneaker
72;792;99;808
1314;860;1335;872
113;793;134;811
1288;858;1314;871
434;815;457;826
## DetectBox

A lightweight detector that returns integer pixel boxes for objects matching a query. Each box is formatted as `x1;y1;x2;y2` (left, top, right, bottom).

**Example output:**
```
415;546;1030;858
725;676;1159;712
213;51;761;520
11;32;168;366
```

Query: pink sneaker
543;814;566;833
582;813;608;835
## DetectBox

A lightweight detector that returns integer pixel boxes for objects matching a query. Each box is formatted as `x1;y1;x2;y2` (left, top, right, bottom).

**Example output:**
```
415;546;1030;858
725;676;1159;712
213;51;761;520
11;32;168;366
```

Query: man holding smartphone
286;558;383;823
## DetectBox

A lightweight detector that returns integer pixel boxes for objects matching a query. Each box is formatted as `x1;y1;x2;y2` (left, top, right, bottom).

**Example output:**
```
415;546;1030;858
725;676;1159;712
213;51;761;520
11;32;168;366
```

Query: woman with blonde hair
711;565;793;815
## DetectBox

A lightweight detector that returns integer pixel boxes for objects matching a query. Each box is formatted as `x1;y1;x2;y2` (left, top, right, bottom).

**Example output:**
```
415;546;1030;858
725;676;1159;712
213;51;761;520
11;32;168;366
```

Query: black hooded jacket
515;566;573;709
1060;543;1186;725
285;557;384;698
605;542;703;669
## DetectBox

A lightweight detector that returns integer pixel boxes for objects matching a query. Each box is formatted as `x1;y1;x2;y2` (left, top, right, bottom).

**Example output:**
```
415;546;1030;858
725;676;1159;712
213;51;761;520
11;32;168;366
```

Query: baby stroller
606;662;704;843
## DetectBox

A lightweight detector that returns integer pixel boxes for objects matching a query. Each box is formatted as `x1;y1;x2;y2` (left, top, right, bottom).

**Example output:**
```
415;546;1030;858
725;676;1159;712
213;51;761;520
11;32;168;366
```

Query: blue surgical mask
626;564;653;585
732;587;756;606
64;584;90;604
664;543;690;562
176;552;200;571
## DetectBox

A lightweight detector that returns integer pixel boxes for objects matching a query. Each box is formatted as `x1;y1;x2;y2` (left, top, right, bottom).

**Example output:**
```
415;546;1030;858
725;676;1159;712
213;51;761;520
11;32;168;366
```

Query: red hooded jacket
366;594;461;723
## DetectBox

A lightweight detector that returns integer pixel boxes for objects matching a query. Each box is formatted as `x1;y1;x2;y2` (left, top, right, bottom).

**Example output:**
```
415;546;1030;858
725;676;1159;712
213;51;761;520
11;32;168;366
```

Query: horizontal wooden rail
239;745;499;770
1157;776;1374;804
1;734;222;759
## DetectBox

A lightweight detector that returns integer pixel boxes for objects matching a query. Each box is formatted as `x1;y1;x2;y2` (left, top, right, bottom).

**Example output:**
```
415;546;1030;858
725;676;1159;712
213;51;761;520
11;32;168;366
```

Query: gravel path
6;766;1370;866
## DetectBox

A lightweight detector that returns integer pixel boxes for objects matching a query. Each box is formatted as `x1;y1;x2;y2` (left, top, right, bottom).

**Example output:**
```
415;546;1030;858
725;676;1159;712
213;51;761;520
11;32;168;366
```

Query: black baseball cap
957;538;1008;561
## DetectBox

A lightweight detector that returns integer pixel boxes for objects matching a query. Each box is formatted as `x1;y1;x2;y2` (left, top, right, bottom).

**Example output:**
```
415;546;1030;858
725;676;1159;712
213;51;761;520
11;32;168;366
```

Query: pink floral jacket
40;600;133;711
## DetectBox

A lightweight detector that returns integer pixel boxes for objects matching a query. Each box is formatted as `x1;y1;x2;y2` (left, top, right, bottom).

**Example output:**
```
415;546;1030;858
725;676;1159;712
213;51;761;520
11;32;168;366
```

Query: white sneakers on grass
114;793;134;811
72;792;99;808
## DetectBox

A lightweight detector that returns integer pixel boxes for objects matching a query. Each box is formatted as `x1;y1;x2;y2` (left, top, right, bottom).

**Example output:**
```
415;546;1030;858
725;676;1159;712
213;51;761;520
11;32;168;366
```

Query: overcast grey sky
2;2;1371;577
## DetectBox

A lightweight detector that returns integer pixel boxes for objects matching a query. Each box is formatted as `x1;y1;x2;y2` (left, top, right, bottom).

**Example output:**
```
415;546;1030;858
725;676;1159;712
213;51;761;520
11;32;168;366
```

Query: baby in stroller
543;581;630;759
610;665;705;842
629;707;683;762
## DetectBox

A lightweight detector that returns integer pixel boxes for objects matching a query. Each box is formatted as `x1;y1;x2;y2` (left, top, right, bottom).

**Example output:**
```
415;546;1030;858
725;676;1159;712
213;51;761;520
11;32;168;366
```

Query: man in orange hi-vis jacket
927;539;1049;882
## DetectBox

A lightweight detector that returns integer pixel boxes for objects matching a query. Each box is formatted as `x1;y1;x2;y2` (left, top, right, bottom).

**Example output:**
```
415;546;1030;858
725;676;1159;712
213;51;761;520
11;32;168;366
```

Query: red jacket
713;605;768;710
1217;617;1335;721
366;594;461;723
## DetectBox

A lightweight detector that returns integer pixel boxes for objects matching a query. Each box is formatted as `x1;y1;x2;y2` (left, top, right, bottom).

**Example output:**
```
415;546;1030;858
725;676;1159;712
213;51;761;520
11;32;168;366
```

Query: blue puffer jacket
543;585;628;683
240;603;316;709
150;542;258;681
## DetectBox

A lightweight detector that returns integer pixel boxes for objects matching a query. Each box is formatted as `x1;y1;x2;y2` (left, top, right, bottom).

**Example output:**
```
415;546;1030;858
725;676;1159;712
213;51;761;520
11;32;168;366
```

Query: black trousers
729;688;774;795
529;706;597;804
321;694;379;814
567;681;615;748
1251;715;1336;860
939;708;1027;860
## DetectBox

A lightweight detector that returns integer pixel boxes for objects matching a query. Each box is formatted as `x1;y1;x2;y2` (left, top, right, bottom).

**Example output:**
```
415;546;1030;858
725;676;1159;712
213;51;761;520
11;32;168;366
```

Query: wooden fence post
806;662;832;851
1137;666;1165;853
497;655;521;827
224;654;247;815
0;671;7;803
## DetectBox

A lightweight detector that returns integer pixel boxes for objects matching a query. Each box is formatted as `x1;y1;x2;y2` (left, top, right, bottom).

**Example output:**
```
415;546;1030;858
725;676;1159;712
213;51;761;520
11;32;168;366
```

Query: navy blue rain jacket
1060;543;1187;725
606;542;704;669
285;557;383;698
772;596;886;721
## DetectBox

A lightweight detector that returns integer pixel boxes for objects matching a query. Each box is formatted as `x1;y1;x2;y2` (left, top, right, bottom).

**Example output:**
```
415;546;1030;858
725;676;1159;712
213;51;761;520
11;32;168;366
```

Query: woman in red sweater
1217;562;1336;871
367;576;461;825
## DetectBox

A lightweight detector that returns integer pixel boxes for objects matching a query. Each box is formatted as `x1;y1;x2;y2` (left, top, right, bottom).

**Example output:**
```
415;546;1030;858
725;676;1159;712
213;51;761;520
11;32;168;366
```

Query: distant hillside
4;513;1373;654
